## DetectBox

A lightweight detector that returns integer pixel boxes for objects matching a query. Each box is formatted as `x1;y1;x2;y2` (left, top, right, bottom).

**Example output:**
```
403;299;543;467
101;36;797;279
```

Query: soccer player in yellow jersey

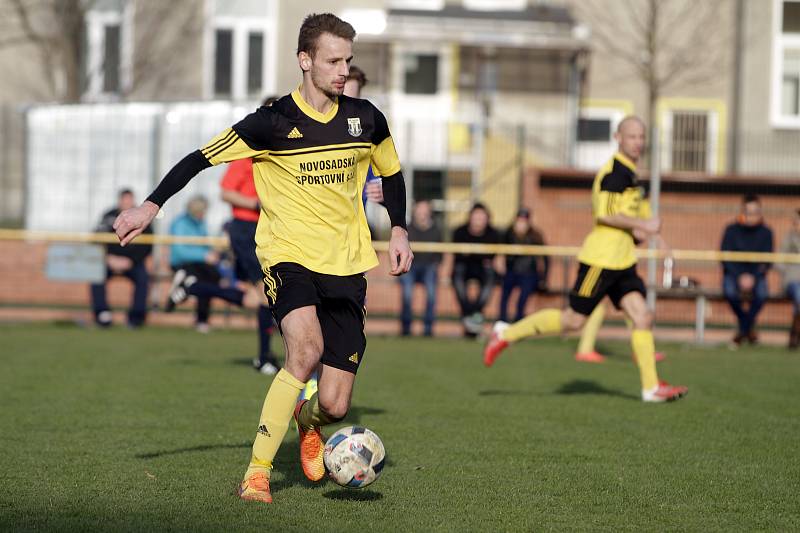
483;116;687;403
113;13;413;503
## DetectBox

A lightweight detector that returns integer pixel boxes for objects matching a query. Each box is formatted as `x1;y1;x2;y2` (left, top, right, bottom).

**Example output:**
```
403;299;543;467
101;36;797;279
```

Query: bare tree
574;0;731;156
0;0;204;103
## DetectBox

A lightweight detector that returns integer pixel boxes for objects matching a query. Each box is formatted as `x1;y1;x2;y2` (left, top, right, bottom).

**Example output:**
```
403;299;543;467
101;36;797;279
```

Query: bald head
614;115;646;163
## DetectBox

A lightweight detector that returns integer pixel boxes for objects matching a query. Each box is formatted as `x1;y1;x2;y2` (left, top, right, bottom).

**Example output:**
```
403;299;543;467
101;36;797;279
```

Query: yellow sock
503;309;562;343
243;368;306;480
297;392;340;430
631;329;659;391
577;305;605;354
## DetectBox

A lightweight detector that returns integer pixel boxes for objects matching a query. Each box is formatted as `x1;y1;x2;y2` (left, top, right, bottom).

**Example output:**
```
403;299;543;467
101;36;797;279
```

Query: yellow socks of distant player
502;309;562;343
297;392;340;430
631;329;659;391
243;368;306;480
577;305;605;354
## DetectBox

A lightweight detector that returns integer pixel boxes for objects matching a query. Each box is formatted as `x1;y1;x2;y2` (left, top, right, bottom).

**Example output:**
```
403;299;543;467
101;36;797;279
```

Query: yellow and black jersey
577;152;643;270
200;88;401;276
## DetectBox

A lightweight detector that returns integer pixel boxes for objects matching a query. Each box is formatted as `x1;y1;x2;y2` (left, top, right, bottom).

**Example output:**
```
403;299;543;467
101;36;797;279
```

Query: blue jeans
723;272;768;335
787;281;800;314
90;262;149;326
499;271;538;323
399;262;438;335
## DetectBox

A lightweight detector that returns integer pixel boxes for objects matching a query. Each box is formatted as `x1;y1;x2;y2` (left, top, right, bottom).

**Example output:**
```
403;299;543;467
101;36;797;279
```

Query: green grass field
1;323;799;532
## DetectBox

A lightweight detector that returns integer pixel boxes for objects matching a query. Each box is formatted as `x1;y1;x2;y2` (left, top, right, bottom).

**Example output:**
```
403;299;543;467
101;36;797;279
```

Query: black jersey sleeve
370;106;402;177
200;107;272;165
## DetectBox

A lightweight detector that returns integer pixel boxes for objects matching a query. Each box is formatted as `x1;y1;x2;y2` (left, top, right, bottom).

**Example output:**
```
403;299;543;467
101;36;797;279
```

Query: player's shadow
555;379;638;400
323;489;383;501
134;442;251;459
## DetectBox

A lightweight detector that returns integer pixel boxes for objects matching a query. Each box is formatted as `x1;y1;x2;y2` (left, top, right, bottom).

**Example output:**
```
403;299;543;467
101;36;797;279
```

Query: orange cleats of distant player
293;400;326;482
483;322;510;367
575;351;607;363
642;381;688;403
632;351;666;363
238;472;272;503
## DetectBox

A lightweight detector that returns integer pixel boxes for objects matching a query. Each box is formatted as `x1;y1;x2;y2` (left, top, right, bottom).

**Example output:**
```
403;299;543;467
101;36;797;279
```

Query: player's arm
595;173;660;236
371;105;412;275
114;109;272;245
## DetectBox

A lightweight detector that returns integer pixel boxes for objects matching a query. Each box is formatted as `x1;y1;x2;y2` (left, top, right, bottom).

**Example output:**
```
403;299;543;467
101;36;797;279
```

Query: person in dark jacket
90;189;152;327
452;202;501;337
721;194;773;346
498;207;549;323
399;200;443;336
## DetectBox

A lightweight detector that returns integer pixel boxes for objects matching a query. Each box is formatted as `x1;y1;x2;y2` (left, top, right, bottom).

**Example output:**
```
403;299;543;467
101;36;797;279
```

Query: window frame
203;1;277;101
83;5;133;101
658;100;724;174
771;0;800;128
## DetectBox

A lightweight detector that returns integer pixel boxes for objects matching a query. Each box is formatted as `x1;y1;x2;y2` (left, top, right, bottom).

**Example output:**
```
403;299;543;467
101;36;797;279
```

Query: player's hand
113;201;159;246
365;181;384;203
388;226;413;276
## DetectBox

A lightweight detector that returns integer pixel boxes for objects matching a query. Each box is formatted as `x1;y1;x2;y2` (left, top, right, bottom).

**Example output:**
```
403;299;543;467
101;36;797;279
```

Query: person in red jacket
221;96;281;374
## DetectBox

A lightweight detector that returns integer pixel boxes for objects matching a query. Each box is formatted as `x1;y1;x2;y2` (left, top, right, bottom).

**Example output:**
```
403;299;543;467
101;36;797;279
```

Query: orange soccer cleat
575;351;607;363
483;322;510;367
293;400;326;482
238;472;272;503
642;381;688;403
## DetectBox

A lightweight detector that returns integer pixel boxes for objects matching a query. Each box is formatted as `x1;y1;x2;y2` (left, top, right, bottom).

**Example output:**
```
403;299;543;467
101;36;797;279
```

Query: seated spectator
90;189;152;328
399;200;443;336
721;194;773;346
452;202;501;337
778;209;800;349
498;207;549;323
167;195;260;332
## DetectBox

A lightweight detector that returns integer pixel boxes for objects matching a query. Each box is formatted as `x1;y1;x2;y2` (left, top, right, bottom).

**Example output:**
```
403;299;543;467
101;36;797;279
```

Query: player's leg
295;270;367;481
240;264;320;502
575;303;607;363
484;263;609;367
616;277;686;403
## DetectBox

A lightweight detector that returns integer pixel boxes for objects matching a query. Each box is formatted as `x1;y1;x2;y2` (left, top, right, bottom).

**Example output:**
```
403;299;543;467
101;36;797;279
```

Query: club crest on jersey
347;117;362;137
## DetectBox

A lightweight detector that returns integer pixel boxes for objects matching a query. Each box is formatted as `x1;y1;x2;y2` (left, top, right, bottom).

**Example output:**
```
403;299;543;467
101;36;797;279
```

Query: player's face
615;120;646;162
308;33;353;99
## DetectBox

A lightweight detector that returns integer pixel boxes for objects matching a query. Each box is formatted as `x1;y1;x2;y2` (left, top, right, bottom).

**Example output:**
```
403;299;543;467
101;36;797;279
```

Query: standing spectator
498;207;549;323
221;95;281;375
778;209;800;349
90;189;152;328
452;202;501;337
399;200;443;336
721;194;773;346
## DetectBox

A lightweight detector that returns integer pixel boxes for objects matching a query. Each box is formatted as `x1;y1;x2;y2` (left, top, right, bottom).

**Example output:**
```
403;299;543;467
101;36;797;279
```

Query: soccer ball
323;426;385;488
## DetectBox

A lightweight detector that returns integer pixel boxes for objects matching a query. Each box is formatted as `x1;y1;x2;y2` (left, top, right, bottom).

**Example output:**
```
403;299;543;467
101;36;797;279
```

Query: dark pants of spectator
90;262;149;327
228;218;277;367
723;272;768;335
787;281;800;314
399;262;438;336
499;271;539;323
452;263;495;318
175;262;244;325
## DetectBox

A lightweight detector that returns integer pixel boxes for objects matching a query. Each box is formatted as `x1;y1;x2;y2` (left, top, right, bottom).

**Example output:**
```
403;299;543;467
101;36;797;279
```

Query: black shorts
228;219;263;284
264;262;367;374
568;263;646;316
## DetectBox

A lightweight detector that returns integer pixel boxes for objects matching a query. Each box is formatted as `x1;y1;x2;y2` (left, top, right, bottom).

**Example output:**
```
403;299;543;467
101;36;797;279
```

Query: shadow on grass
135;442;250;459
555;379;638;400
344;406;387;424
322;489;383;501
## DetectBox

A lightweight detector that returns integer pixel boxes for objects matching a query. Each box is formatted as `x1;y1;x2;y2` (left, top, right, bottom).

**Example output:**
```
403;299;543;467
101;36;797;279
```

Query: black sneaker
165;270;190;312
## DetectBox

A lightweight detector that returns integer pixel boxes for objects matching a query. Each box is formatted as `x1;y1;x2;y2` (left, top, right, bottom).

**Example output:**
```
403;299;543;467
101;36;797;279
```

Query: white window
662;109;719;173
84;4;133;100
204;0;277;100
772;0;800;127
